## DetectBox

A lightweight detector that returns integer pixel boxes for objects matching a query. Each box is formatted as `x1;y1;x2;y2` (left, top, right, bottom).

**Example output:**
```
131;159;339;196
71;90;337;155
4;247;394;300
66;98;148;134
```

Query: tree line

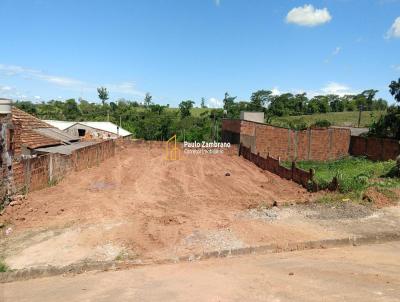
13;82;398;141
222;89;388;121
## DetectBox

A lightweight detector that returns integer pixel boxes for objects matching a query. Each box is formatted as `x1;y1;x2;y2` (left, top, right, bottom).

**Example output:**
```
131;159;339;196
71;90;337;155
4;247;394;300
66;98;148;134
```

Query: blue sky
0;0;399;107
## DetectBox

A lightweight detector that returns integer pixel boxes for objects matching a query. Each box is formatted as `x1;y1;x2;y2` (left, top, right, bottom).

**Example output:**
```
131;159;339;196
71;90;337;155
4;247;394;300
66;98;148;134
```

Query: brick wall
222;119;351;161
349;136;400;161
11;139;116;196
71;139;115;171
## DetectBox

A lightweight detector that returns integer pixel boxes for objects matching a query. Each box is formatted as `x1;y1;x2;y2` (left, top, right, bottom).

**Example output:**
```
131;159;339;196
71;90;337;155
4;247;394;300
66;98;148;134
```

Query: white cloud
286;4;332;27
0;64;85;88
332;46;341;56
34;96;41;100
107;82;145;97
271;87;281;95
0;63;145;99
207;97;223;108
321;82;357;96
0;85;12;91
391;64;400;71
386;17;400;39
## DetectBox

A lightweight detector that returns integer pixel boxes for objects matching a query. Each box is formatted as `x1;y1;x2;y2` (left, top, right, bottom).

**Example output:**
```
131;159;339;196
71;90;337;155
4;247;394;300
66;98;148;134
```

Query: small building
44;120;132;140
240;111;265;123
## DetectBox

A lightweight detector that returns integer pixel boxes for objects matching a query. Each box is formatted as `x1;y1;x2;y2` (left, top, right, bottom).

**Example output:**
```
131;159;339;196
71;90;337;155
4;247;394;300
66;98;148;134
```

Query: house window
78;129;86;137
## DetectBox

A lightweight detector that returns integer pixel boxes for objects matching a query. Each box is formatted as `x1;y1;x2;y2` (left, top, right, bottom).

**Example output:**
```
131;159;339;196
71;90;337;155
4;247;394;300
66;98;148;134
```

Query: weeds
0;260;8;272
289;157;399;193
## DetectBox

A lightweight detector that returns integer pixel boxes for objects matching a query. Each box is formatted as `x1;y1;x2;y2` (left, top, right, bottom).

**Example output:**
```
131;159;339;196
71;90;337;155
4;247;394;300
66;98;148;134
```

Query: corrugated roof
78;122;132;137
33;127;79;144
12;107;61;149
43;120;76;130
34;141;98;155
45;120;132;137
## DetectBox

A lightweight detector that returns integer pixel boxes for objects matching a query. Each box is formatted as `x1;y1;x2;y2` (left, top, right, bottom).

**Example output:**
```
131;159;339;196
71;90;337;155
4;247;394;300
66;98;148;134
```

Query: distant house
44;120;132;140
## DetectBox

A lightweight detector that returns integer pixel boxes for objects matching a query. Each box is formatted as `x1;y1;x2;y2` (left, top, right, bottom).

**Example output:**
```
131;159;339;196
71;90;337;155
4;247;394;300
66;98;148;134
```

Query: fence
349;136;400;161
222;119;351;161
239;144;338;191
12;139;116;195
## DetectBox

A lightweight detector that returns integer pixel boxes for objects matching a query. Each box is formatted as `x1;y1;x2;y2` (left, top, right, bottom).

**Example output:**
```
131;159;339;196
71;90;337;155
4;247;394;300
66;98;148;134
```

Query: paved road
2;242;400;302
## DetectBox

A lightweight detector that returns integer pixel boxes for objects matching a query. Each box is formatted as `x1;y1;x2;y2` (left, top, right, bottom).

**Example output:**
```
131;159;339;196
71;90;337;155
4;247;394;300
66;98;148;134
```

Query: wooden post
291;161;295;180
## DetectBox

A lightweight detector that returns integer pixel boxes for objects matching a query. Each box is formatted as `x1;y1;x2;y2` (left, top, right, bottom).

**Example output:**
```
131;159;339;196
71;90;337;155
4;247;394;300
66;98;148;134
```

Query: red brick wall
71;139;115;171
222;119;351;161
11;139;116;195
255;124;290;159
240;120;256;136
350;136;400;161
221;119;241;134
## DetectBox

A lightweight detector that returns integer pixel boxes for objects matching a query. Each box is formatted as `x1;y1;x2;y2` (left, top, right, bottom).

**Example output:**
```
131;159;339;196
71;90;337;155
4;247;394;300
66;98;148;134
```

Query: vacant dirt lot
1;143;339;268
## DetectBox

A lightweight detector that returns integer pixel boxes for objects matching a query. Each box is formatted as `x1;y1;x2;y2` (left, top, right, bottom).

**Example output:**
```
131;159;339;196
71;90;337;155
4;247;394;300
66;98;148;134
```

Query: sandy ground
1;144;325;268
1;144;399;270
2;242;400;302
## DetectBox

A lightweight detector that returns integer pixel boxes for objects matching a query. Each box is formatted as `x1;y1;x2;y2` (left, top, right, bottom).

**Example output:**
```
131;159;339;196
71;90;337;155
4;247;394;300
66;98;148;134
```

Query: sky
0;0;399;107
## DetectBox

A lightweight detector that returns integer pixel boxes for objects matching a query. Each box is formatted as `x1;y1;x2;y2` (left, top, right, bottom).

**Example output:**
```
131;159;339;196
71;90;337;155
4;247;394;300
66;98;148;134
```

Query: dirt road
2;242;400;302
2;144;322;268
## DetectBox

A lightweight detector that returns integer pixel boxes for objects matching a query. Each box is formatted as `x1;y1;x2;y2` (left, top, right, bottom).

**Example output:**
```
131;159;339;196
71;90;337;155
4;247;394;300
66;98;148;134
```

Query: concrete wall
350;136;400;161
222;119;351;161
240;111;264;123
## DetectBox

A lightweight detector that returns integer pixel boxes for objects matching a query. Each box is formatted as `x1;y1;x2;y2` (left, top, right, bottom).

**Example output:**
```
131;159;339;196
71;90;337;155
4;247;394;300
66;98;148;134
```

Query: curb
1;231;399;283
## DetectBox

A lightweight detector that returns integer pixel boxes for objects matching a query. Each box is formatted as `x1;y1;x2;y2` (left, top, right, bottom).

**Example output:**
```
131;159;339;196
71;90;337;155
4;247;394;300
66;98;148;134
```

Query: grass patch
285;157;400;193
0;260;9;272
271;111;385;128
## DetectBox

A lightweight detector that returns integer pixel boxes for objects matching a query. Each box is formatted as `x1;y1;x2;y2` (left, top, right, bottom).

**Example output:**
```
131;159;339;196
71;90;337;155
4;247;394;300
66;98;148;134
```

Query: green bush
0;260;8;272
311;119;332;128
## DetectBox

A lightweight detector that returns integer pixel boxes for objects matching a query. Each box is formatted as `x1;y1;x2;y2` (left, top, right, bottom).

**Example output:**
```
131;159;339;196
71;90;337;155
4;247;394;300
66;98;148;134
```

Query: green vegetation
14;79;398;139
368;78;400;139
271;111;385;128
0;260;8;272
286;157;400;193
15;95;224;142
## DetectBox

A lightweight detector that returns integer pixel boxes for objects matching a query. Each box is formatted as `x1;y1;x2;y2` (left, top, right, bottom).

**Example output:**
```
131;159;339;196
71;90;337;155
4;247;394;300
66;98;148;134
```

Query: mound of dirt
362;187;398;209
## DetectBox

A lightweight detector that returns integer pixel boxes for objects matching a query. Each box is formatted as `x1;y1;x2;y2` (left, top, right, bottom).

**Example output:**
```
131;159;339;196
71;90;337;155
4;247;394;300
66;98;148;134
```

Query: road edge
1;231;399;283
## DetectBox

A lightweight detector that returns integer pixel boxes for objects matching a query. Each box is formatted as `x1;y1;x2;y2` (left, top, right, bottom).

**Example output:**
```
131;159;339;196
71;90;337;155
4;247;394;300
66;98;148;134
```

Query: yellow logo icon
166;134;181;160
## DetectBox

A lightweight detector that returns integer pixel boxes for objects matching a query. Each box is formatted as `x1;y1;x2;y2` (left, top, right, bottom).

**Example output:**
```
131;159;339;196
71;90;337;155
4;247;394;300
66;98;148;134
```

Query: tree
64;99;80;120
144;93;152;108
389;78;400;103
249;90;272;112
179;100;195;119
369;79;400;139
200;97;207;108
360;89;378;111
97;87;109;106
14;101;37;115
223;92;239;118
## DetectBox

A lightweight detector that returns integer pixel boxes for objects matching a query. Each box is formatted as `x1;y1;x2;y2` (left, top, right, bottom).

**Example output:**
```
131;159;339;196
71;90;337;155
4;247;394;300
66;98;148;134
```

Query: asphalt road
2;242;400;302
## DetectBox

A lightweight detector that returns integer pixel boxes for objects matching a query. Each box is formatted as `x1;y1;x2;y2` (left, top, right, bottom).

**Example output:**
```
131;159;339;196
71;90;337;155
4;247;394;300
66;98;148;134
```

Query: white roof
43;120;75;130
43;120;132;137
78;122;132;137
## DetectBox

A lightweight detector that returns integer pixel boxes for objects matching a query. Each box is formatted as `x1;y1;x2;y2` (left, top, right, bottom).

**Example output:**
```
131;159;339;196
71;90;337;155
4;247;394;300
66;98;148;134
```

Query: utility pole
357;104;364;128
